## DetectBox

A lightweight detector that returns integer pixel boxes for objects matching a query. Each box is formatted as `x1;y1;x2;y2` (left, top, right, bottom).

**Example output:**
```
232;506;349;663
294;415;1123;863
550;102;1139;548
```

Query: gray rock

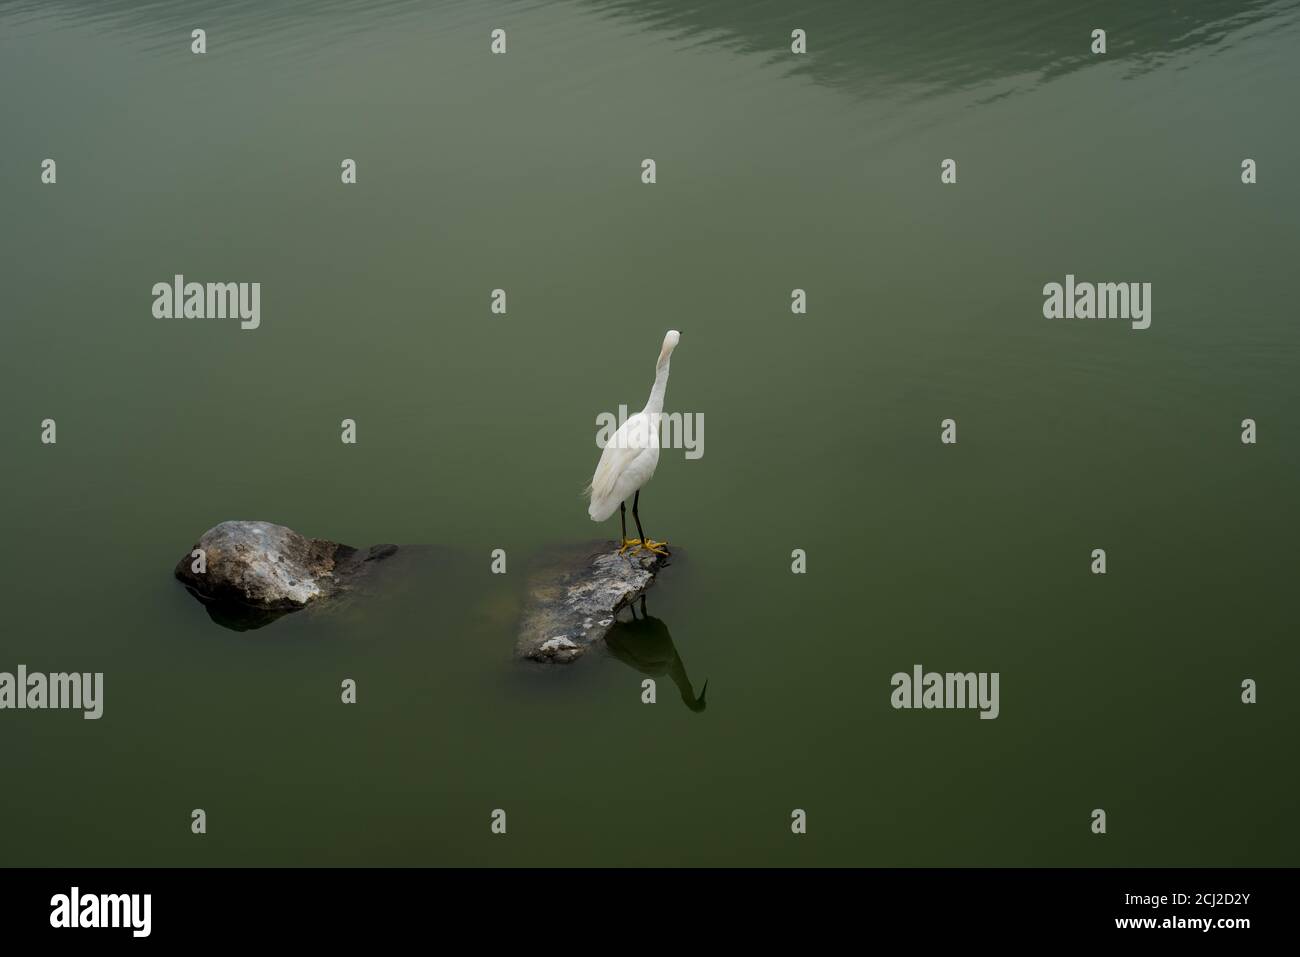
516;542;669;663
174;520;397;631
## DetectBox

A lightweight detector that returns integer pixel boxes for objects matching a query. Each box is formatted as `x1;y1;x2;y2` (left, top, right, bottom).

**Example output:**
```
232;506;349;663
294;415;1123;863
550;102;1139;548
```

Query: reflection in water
182;585;298;632
604;596;707;713
3;0;1291;98
578;0;1297;99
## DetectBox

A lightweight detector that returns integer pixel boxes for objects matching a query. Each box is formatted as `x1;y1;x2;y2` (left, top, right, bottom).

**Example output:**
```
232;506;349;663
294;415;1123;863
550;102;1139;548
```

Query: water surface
1;0;1297;865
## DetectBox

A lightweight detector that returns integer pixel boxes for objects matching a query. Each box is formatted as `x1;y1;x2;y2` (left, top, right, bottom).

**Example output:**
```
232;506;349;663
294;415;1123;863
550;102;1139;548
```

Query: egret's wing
588;413;655;502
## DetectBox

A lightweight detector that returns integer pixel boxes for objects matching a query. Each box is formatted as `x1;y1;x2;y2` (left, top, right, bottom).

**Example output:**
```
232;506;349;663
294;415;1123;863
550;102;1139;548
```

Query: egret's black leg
618;501;640;553
632;490;647;544
632;490;669;556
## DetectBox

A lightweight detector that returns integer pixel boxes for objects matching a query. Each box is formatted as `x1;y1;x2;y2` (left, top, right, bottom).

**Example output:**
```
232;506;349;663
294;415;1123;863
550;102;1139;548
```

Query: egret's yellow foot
618;538;642;554
640;539;670;556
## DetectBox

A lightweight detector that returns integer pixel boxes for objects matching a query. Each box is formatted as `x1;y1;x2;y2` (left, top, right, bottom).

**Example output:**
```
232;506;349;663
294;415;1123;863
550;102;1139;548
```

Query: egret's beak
694;679;708;712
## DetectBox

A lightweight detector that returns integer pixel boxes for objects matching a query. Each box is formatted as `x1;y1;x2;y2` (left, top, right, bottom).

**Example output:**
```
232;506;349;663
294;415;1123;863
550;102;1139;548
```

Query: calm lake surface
1;0;1297;866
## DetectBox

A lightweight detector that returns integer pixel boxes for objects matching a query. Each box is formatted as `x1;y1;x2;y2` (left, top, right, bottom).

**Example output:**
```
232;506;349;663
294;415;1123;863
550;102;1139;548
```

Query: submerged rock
174;520;397;631
516;542;669;663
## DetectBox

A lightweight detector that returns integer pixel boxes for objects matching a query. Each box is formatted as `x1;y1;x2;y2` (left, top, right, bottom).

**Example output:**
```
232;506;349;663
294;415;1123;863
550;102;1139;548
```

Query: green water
1;0;1297;866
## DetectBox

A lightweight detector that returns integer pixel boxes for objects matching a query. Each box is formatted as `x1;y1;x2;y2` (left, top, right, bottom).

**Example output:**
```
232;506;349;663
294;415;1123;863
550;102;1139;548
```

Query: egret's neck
643;359;671;415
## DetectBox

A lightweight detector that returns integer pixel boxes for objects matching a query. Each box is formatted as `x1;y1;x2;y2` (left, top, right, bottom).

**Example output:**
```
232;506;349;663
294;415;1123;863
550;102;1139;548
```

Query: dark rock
174;520;397;631
516;542;669;663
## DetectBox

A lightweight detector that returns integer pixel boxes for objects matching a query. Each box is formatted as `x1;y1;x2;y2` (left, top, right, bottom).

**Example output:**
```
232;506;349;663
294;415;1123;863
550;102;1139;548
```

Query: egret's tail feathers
589;467;617;504
588;493;619;522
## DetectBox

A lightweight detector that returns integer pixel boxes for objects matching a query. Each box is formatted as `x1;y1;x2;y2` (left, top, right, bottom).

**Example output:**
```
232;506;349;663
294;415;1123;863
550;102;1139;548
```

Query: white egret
586;330;681;556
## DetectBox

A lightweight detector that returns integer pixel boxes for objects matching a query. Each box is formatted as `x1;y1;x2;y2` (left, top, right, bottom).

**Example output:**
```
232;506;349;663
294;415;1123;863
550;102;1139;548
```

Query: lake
0;0;1297;866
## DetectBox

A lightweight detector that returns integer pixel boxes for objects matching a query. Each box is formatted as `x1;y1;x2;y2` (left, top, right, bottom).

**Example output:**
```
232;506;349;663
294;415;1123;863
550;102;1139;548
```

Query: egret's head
658;330;681;367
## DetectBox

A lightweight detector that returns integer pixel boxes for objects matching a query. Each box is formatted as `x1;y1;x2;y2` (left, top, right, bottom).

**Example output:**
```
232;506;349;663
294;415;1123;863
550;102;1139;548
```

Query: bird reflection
182;585;297;632
604;596;707;713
